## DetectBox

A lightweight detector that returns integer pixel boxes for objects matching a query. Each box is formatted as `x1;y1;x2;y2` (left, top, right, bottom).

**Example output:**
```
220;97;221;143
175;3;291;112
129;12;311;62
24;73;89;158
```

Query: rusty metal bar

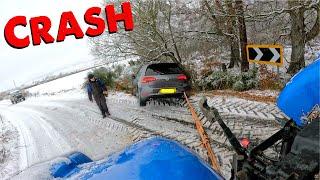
184;92;221;173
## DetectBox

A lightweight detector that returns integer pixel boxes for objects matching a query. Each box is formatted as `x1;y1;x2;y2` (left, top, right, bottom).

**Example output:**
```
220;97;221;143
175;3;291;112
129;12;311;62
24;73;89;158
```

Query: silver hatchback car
132;63;191;106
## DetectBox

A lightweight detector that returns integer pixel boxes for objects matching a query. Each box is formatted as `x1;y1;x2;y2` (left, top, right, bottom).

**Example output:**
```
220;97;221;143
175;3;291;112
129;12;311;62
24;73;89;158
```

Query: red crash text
4;2;134;49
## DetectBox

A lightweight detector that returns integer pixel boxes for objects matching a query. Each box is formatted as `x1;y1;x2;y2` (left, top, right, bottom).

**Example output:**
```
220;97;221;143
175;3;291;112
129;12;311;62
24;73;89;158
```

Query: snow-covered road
1;106;71;170
0;92;133;179
0;90;284;179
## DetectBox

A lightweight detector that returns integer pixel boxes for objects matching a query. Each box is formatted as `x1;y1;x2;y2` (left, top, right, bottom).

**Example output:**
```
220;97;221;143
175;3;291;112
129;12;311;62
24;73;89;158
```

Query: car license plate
159;88;176;94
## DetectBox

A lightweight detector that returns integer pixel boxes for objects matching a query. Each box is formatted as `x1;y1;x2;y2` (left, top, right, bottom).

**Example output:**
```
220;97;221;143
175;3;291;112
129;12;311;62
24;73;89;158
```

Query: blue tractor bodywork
51;152;93;178
51;137;223;180
277;58;320;127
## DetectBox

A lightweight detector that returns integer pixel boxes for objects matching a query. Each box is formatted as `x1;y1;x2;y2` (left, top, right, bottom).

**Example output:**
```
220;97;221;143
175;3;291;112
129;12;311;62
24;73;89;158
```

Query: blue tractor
50;58;319;180
201;58;319;179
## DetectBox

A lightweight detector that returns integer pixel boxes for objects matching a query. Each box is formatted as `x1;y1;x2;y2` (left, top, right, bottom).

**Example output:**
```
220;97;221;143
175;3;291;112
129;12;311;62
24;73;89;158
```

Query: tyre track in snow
106;94;282;178
190;98;281;141
108;96;281;142
55;95;282;179
120;105;238;151
108;94;286;120
73;102;209;160
107;98;235;178
198;96;287;120
19;101;133;161
188;98;281;178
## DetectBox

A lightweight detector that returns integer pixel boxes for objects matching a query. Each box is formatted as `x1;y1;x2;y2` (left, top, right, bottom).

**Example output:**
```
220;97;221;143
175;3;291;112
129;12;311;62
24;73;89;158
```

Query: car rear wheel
139;99;146;106
133;86;138;97
138;90;146;107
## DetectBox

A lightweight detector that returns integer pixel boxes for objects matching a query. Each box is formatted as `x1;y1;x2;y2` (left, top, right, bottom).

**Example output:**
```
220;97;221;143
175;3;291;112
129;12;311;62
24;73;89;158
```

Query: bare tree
203;0;242;69
226;0;241;68
287;0;319;74
89;0;320;79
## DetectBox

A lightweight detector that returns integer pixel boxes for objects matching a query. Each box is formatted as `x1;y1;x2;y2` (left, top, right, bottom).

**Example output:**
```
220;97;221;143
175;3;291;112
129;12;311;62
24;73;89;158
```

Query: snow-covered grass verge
27;88;87;102
0;115;19;180
204;89;280;104
245;89;279;98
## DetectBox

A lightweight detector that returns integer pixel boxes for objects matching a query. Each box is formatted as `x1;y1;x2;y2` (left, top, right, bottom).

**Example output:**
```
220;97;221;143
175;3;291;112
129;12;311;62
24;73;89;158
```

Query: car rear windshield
146;63;183;75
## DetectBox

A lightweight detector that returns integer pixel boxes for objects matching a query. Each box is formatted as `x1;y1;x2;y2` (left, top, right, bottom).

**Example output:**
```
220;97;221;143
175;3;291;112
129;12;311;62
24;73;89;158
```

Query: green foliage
233;80;246;91
83;67;117;89
83;64;133;91
92;67;116;88
112;64;124;77
246;79;258;89
199;67;258;92
232;67;258;91
199;71;235;90
115;75;133;93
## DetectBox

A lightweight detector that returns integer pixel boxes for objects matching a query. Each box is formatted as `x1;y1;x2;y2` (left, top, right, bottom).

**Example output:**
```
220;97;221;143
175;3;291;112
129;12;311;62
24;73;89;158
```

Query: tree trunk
226;0;240;68
229;43;240;68
287;0;320;75
287;0;306;75
235;0;249;72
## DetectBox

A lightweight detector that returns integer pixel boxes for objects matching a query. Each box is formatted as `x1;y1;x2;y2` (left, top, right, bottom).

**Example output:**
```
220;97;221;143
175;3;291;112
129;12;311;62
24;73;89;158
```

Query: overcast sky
0;0;102;92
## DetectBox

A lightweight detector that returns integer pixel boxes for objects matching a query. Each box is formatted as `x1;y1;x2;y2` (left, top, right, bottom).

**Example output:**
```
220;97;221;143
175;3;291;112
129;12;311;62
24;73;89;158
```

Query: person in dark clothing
86;74;110;118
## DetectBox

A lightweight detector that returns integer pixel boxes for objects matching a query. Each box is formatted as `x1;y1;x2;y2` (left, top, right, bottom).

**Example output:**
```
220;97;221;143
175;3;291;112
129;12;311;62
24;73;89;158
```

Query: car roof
146;62;178;66
143;62;179;68
138;62;180;72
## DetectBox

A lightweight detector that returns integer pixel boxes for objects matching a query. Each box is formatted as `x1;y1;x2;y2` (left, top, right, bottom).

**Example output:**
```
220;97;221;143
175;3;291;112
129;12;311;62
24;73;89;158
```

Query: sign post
246;44;283;67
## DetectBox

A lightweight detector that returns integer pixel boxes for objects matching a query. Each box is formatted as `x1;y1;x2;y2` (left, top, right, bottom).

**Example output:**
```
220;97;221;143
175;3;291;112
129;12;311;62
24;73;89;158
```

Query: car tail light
177;74;187;81
141;76;157;83
240;137;251;149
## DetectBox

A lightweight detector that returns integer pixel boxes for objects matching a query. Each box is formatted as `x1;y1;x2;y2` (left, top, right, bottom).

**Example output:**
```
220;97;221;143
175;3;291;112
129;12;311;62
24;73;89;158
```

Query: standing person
86;74;110;118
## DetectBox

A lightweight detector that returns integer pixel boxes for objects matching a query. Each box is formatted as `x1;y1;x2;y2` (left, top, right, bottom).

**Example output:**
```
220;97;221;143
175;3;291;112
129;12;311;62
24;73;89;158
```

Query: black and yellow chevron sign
246;44;283;66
